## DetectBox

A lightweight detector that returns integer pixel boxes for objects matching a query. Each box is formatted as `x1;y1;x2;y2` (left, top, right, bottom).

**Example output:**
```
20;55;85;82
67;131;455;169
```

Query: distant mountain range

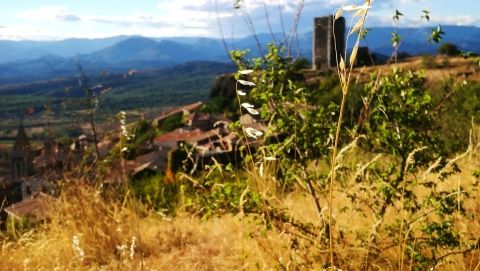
0;25;478;83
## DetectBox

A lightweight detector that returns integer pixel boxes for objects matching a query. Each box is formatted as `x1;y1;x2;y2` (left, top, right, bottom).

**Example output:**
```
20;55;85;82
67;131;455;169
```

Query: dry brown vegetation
360;56;480;81
302;56;480;86
0;137;479;270
0;185;319;270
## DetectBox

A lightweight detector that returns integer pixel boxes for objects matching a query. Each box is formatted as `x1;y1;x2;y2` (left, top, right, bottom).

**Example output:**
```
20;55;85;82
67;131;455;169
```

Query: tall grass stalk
329;1;372;267
117;111;145;270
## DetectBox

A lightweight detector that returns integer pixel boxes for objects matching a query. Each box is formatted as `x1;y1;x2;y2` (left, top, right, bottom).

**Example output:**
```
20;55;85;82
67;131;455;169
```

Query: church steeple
12;121;30;154
10;120;34;181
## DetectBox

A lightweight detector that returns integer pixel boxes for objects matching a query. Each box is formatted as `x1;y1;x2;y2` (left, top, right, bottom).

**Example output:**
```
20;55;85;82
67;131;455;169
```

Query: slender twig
285;0;304;57
241;8;265;57
263;0;277;44
75;62;100;160
435;248;477;266
214;0;232;61
235;80;256;170
306;179;323;222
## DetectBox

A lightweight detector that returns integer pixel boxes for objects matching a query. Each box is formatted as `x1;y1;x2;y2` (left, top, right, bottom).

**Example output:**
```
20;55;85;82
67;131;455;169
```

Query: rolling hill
0;25;478;83
0;36;128;64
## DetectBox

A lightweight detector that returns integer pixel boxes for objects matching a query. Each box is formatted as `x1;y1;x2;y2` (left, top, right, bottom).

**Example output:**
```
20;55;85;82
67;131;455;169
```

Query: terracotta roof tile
155;101;203;122
154;128;203;144
184;129;221;144
5;193;54;222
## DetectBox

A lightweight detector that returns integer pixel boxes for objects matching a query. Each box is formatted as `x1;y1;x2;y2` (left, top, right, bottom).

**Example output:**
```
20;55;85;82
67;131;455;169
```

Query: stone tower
313;16;345;70
10;121;35;182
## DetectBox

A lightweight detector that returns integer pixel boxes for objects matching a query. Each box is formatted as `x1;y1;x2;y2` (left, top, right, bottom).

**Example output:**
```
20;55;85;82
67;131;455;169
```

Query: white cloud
0;25;66;40
153;0;307;34
367;9;480;28
14;5;209;38
376;0;427;9
156;0;233;28
10;1;341;39
157;0;301;14
90;16;173;29
8;0;478;40
235;0;300;13
18;6;81;22
436;15;479;26
56;14;82;22
398;0;427;3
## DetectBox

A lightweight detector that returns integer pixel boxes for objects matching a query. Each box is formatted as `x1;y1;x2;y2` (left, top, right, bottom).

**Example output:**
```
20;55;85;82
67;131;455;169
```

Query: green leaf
393;9;403;21
421;10;430;21
429;25;445;43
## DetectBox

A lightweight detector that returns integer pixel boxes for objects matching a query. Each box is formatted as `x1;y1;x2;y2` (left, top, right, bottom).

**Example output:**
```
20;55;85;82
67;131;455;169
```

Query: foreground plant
329;0;372;267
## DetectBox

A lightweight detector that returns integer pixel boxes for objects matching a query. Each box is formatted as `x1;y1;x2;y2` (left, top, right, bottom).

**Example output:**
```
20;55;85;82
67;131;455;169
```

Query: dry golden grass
1;130;480;270
0;184;314;270
355;55;480;82
1;149;479;270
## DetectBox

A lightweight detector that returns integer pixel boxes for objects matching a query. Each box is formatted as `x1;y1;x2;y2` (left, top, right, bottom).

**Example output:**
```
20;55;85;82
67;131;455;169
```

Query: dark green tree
438;42;459;56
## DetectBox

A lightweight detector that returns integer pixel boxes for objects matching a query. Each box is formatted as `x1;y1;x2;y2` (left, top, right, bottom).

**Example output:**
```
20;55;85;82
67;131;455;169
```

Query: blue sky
0;0;478;40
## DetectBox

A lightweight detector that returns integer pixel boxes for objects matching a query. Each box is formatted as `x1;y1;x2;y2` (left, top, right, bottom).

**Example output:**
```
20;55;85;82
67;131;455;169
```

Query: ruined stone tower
313;16;345;70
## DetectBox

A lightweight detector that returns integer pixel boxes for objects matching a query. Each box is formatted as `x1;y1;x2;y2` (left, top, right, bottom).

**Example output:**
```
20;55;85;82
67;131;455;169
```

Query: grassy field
0;141;478;270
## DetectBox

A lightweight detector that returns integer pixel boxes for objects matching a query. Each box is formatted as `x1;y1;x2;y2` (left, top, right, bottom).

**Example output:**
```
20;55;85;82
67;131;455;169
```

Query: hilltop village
0;100;269;222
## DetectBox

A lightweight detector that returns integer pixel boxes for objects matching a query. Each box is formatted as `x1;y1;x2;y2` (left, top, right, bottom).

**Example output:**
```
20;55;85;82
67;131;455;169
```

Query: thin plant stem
263;0;277;44
285;0;304;57
329;89;348;267
329;2;372;267
235;80;257;170
214;0;232;61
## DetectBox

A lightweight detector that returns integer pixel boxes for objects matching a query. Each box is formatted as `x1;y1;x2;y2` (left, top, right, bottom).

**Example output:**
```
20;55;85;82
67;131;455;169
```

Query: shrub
230;44;338;186
438;80;480;150
131;173;179;213
421;55;439;69
438;42;459;56
158;113;184;132
353;69;477;268
123;120;157;159
183;168;262;217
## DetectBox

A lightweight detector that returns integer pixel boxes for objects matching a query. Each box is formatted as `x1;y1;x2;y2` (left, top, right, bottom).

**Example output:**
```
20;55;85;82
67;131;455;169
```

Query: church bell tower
10;121;35;182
